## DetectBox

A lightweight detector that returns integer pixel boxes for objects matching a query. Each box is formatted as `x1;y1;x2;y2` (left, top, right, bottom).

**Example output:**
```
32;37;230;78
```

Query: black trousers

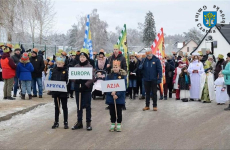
109;104;123;123
227;85;230;97
168;77;173;97
54;97;68;123
75;91;92;122
136;79;142;95
0;72;2;81
144;80;158;107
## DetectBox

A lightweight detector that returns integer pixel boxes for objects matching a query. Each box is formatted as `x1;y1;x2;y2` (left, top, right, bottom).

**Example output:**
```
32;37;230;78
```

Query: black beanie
80;52;89;60
227;53;230;58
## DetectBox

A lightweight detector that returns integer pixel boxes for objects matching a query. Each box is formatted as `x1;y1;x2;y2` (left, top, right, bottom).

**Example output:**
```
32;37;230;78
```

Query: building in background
177;40;198;56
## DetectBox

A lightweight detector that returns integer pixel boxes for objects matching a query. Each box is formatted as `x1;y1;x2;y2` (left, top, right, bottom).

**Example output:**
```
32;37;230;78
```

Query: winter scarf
98;57;106;70
185;74;189;84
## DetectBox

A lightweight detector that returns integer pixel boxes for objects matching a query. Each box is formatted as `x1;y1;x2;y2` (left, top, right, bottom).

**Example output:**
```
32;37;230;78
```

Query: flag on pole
83;14;93;59
117;24;128;71
151;28;165;95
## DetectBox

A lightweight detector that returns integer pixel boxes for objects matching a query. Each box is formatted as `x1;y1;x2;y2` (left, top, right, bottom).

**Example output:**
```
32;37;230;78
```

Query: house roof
176;39;198;53
190;24;230;55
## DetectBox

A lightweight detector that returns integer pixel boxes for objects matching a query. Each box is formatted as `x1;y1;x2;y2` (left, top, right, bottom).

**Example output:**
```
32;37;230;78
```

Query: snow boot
52;122;59;129
21;94;25;100
86;122;92;131
159;96;163;100
72;121;83;130
64;122;69;129
224;104;230;111
29;95;32;100
110;123;116;132
143;107;150;111
116;123;122;132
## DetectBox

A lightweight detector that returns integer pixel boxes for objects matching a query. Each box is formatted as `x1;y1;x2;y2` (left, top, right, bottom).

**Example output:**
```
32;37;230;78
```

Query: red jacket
0;53;16;79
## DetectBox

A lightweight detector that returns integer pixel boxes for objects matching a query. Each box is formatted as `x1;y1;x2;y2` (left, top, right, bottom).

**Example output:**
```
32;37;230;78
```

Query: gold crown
113;60;121;67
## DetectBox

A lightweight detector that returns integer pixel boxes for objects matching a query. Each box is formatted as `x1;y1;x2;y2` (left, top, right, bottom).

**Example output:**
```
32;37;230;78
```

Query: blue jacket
105;72;127;105
16;62;34;81
139;56;162;83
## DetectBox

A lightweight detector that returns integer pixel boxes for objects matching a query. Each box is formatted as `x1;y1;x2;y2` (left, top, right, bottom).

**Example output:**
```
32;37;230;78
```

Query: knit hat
14;44;21;51
32;48;38;55
114;44;119;49
227;53;230;58
21;52;29;61
80;48;89;59
218;54;224;59
3;47;10;53
99;49;105;56
56;56;66;63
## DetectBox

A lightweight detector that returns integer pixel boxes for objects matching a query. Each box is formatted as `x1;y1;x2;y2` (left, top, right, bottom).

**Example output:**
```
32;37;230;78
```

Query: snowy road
1;97;230;149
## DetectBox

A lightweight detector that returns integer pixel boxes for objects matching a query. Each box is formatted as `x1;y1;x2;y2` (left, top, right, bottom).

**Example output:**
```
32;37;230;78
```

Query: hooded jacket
30;55;45;78
107;51;127;73
16;60;34;81
0;53;16;79
105;69;127;105
139;55;162;83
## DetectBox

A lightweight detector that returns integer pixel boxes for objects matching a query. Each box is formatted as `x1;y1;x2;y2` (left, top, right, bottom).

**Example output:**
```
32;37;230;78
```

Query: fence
0;41;73;59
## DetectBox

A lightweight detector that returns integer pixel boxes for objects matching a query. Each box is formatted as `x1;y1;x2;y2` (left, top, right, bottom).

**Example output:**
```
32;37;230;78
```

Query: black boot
224;104;230;111
129;87;132;99
52;122;59;129
169;92;172;98
29;95;32;100
164;96;167;100
133;88;136;100
139;96;145;100
64;122;69;129
159;96;163;100
86;122;92;131
72;121;83;130
21;94;25;100
7;97;15;100
122;105;126;110
70;91;74;98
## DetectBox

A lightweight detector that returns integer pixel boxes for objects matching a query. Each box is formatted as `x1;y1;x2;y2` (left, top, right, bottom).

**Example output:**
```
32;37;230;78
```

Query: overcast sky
53;0;230;35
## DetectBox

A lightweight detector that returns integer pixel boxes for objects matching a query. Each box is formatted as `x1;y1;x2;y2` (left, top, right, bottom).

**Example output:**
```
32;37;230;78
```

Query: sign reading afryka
44;80;67;92
101;79;126;93
69;67;93;79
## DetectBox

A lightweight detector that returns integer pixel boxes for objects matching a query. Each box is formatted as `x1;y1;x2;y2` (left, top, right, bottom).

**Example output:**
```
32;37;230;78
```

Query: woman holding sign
106;60;127;132
72;48;94;131
51;56;69;129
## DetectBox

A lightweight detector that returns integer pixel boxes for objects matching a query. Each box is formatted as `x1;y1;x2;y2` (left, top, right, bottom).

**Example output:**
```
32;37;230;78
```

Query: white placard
69;67;93;79
44;80;67;92
101;79;126;92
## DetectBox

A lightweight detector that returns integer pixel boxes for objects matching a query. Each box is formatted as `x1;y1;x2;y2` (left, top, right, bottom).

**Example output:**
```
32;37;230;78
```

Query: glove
78;84;88;92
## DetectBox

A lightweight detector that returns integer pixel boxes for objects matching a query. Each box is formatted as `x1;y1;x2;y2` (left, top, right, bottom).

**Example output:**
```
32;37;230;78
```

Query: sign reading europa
101;79;126;92
44;80;67;92
69;67;93;79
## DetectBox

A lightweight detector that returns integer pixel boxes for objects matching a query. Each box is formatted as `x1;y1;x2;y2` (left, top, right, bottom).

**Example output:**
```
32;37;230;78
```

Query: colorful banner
83;14;93;59
151;28;166;94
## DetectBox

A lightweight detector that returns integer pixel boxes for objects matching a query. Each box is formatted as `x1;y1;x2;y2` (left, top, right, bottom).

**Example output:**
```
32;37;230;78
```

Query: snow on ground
0;81;4;100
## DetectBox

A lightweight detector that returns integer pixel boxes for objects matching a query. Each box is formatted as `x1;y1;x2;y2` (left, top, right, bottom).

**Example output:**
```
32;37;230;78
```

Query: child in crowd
178;66;190;102
51;56;69;129
106;60;127;132
16;52;34;100
214;72;229;105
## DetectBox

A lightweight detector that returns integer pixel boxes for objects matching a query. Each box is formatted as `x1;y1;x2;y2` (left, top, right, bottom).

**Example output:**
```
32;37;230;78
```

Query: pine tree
143;11;156;47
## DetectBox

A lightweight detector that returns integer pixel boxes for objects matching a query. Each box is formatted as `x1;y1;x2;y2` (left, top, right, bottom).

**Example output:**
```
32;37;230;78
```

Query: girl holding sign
72;48;94;131
106;60;127;132
51;56;69;129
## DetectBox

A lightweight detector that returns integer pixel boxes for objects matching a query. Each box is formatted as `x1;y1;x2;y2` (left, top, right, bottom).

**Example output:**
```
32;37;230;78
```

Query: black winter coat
107;53;127;73
129;60;138;80
30;56;45;78
178;73;190;90
167;59;175;78
51;67;68;98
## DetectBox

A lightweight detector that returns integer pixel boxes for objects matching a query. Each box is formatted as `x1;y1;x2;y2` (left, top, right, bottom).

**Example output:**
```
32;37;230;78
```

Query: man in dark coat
11;44;22;97
106;45;127;74
214;54;226;80
30;48;45;98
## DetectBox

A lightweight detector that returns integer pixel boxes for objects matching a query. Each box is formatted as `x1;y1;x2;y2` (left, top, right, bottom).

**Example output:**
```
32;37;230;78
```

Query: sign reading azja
101;79;126;92
44;80;67;92
69;67;93;79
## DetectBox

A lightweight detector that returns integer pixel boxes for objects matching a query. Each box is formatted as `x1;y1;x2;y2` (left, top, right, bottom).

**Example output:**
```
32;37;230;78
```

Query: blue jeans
14;77;19;95
32;78;43;96
142;78;145;97
129;79;137;87
21;80;32;95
